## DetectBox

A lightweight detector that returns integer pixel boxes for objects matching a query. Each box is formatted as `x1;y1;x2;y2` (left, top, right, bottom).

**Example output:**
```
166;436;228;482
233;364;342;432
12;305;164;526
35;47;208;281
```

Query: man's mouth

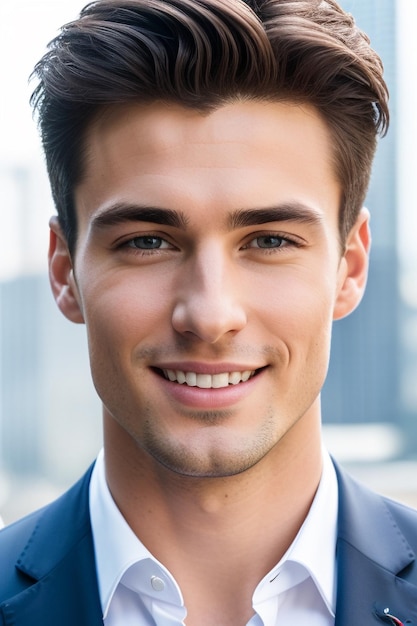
158;368;258;389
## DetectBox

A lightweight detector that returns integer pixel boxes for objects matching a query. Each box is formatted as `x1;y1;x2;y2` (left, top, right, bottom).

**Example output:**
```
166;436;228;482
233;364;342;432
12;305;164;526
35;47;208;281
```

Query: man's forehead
75;98;340;235
85;99;329;150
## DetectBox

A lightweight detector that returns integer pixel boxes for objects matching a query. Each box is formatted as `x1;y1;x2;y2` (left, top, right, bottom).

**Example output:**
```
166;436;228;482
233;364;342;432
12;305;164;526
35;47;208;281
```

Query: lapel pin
374;604;409;625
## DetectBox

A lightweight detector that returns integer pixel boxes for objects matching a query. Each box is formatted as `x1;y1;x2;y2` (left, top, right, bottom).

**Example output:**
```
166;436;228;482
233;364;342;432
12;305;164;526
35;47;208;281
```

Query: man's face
52;100;368;477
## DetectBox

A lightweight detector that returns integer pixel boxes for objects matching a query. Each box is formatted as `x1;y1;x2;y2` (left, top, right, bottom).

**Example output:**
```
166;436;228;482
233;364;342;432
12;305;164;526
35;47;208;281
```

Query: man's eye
248;235;287;249
127;236;168;250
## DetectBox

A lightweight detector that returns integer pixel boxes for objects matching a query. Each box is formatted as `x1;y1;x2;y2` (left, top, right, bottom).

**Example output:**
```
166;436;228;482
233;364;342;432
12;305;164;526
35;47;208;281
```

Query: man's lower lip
153;370;261;408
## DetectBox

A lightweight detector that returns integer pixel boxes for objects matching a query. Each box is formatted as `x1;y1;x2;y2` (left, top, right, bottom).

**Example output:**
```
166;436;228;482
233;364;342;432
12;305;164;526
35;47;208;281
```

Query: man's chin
144;437;269;480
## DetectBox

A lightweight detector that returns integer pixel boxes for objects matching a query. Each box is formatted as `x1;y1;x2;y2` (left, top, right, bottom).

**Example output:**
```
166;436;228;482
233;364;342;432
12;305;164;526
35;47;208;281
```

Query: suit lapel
334;462;417;625
335;535;417;625
1;466;103;626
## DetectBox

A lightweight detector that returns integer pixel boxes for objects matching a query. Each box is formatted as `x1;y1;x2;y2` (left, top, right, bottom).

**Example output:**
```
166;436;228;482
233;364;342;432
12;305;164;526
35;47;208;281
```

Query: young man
0;1;416;624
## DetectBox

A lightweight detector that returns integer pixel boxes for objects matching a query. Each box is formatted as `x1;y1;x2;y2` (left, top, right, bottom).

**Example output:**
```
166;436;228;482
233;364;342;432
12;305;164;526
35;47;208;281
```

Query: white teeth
163;369;256;388
212;373;230;388
185;372;197;386
197;374;212;388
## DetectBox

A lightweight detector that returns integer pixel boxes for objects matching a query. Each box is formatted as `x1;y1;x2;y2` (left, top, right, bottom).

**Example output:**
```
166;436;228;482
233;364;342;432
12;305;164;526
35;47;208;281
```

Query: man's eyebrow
91;204;189;230
228;204;323;229
90;202;323;232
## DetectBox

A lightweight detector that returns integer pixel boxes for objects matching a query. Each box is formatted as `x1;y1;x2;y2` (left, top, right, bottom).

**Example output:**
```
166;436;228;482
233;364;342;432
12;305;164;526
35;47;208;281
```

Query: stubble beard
139;406;279;479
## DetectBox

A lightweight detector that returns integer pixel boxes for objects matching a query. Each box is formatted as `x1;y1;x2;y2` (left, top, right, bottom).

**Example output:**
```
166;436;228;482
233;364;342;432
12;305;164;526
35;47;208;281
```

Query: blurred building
0;166;101;483
321;0;417;449
0;272;101;481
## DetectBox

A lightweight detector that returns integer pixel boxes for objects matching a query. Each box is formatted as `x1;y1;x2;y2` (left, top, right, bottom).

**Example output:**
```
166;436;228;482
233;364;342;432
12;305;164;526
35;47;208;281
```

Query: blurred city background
1;0;417;524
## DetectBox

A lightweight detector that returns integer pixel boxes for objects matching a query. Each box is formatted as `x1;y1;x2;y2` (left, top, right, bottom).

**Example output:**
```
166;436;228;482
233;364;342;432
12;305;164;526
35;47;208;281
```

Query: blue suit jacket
0;461;416;625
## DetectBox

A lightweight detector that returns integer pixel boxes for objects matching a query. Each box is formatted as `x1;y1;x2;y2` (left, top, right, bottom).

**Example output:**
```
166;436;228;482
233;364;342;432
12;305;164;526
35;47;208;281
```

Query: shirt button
151;576;165;592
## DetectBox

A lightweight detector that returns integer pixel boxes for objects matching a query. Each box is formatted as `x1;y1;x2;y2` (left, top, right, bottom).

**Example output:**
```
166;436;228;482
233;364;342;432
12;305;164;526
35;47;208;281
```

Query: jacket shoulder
335;460;417;579
0;465;94;601
0;507;47;596
382;494;417;551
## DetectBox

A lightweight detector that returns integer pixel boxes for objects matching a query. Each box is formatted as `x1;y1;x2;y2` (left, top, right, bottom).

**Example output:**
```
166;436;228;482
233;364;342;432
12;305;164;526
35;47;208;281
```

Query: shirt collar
90;447;338;620
252;448;338;617
288;448;338;615
89;449;184;618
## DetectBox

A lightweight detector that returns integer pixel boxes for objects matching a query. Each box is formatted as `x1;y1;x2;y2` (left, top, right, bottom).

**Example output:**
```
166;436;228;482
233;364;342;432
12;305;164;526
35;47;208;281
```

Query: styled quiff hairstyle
31;0;388;254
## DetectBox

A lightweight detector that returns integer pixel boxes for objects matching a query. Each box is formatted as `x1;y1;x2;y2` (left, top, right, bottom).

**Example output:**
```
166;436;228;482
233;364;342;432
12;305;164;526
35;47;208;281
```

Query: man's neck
102;409;323;618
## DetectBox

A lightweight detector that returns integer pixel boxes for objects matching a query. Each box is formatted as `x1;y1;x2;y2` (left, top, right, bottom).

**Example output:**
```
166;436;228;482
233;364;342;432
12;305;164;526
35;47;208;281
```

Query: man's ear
333;208;371;321
48;216;85;324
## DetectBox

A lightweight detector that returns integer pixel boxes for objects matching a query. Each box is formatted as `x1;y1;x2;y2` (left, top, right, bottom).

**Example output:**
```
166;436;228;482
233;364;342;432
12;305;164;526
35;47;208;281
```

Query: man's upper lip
152;362;264;375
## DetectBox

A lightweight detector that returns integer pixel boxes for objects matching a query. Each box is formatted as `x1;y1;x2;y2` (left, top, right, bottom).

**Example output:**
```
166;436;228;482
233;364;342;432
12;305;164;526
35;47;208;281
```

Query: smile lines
161;369;256;389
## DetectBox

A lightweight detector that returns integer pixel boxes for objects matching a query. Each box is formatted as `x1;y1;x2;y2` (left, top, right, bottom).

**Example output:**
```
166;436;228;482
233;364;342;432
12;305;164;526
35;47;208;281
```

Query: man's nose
171;245;247;344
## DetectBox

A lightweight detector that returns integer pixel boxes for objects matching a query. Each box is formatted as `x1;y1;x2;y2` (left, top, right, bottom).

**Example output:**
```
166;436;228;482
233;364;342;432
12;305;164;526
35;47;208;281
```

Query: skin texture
49;100;370;624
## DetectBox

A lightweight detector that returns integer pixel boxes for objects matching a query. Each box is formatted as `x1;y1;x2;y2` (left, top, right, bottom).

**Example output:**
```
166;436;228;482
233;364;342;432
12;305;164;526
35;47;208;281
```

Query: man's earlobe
48;217;85;324
333;208;371;321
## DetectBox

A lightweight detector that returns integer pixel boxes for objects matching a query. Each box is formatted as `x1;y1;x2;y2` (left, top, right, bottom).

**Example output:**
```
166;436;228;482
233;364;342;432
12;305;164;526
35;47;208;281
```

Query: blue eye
251;235;285;248
128;236;166;249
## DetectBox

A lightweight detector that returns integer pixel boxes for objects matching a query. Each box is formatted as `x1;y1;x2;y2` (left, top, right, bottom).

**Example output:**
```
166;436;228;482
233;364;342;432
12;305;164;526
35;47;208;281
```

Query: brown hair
30;0;389;254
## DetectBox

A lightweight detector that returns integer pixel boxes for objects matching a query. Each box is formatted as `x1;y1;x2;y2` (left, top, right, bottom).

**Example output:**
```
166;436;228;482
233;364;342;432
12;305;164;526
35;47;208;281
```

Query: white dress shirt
90;448;338;625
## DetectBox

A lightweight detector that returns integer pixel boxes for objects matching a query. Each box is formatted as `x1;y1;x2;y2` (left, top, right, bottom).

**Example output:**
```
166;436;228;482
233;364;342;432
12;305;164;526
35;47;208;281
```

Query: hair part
30;0;389;254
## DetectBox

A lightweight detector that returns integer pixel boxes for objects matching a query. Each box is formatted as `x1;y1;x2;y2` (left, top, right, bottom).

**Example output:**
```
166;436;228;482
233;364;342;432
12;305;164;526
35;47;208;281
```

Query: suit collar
335;461;414;573
16;464;95;580
334;461;417;625
2;465;103;626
